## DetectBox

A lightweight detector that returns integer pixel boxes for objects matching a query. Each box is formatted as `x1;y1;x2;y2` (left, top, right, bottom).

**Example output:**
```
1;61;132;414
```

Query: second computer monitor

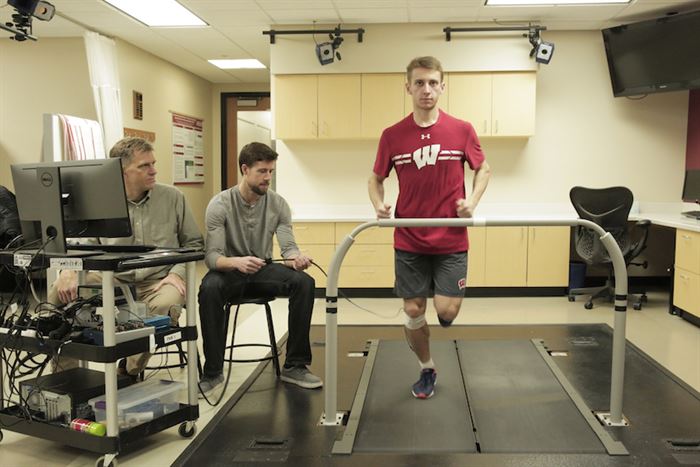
682;169;700;203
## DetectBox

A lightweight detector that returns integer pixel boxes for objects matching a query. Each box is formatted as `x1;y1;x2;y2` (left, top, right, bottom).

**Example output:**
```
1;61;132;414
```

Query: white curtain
83;31;123;152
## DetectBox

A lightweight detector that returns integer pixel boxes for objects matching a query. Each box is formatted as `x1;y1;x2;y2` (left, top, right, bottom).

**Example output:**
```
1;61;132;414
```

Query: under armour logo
420;134;431;140
413;144;440;169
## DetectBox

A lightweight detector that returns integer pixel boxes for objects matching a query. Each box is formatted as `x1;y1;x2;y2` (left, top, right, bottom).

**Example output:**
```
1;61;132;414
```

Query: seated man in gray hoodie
197;142;321;397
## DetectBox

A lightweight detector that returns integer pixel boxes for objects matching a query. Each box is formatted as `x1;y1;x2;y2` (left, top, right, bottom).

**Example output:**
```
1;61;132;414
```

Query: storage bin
88;379;183;430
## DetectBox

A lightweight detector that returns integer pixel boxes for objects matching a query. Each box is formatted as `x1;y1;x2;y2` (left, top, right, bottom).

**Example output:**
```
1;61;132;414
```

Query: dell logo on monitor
40;171;53;187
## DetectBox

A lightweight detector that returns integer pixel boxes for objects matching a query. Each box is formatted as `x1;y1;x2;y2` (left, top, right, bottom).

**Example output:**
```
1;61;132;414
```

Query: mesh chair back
569;186;634;264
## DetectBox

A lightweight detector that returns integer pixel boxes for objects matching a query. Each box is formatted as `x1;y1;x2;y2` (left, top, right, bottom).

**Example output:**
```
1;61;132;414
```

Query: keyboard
681;210;700;220
69;244;157;253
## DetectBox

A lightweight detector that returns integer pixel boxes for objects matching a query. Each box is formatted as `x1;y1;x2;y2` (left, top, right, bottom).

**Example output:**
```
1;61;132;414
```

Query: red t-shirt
373;110;485;254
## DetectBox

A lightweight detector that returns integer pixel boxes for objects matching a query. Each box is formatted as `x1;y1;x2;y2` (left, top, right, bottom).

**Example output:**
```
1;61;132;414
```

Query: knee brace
404;312;427;330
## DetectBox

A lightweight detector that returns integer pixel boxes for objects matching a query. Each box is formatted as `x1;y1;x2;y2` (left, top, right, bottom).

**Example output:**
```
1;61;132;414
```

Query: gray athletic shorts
394;249;468;298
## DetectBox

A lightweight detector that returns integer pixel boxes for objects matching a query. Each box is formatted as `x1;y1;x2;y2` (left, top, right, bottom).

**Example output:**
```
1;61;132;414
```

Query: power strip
0;327;38;338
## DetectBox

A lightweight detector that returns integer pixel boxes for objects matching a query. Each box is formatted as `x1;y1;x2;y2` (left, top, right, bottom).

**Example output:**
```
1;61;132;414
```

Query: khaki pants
49;272;184;375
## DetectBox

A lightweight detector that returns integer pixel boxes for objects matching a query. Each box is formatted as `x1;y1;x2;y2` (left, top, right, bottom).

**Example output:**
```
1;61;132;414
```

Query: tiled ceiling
3;0;698;83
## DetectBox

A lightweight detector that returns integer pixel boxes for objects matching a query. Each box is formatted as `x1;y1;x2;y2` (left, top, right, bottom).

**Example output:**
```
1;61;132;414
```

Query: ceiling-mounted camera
315;26;344;66
2;0;55;41
9;0;55;21
527;26;554;65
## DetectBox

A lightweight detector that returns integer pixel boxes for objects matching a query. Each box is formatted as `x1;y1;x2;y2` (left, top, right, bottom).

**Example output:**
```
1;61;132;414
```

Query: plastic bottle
70;418;106;437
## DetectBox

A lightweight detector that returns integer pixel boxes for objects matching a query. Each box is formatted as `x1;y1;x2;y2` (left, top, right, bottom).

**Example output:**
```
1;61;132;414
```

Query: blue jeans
198;263;315;378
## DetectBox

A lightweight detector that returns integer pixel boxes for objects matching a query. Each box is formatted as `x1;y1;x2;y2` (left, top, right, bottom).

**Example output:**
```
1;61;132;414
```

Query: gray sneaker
280;366;323;389
198;374;224;399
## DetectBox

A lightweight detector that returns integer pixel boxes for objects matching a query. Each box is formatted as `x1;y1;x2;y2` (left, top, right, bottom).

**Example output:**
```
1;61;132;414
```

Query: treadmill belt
344;339;614;455
457;339;605;453
352;340;477;453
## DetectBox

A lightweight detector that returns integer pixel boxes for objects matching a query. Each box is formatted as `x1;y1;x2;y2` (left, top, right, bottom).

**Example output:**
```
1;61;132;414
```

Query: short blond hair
109;137;154;165
406;56;444;83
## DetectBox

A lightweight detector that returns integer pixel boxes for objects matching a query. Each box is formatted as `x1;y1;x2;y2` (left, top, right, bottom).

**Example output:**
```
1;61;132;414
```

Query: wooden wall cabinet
273;74;361;140
361;74;406;138
448;72;536;137
273;75;318;139
275;70;537;140
318;74;361;139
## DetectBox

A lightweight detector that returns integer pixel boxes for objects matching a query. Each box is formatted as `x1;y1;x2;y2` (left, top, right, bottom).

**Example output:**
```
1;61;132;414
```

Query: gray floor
2;289;699;466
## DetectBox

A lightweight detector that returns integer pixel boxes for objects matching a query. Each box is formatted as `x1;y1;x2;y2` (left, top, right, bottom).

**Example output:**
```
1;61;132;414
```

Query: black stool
224;297;280;377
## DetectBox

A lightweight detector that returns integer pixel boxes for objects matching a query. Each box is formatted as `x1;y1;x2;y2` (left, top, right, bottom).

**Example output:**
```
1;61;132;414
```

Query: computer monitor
682;169;700;204
10;158;132;255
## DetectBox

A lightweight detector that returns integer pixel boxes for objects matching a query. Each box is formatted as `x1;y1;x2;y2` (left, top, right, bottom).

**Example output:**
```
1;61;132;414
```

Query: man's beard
250;183;269;196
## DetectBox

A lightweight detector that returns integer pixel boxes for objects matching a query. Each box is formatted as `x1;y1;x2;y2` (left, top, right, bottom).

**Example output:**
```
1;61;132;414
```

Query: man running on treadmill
368;56;491;399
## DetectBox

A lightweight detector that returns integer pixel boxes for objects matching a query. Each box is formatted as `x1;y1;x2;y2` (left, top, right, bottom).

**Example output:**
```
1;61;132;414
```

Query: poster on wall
171;112;204;184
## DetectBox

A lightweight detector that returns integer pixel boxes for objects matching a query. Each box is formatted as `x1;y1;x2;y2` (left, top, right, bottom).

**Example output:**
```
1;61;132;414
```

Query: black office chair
568;186;651;310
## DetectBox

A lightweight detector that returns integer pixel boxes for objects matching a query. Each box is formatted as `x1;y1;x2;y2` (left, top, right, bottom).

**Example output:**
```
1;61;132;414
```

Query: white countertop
290;202;700;232
631;212;700;232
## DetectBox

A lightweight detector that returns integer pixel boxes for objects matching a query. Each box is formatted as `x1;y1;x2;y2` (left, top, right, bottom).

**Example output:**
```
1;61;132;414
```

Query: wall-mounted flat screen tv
601;10;700;97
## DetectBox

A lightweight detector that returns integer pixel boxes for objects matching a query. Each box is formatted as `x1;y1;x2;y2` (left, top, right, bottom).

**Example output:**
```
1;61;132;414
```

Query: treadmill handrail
323;217;628;427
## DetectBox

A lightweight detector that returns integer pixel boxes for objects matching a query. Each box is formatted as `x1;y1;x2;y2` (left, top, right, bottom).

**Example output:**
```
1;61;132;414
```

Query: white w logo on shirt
412;144;441;169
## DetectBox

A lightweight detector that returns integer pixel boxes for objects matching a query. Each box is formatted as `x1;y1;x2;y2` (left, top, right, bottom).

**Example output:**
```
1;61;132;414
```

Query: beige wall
270;23;536;74
272;28;688;208
116;39;213;232
0;38;96;189
0;37;214;234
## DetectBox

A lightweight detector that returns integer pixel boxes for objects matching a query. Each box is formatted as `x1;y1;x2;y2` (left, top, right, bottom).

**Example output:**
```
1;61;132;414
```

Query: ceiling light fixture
486;0;630;5
102;0;207;27
208;59;266;70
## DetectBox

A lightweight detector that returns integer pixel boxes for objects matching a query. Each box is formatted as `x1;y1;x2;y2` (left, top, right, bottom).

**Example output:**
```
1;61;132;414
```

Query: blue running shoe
412;368;437;399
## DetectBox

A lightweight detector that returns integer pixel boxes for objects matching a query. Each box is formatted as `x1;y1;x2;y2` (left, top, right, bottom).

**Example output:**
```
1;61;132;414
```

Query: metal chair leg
264;302;281;377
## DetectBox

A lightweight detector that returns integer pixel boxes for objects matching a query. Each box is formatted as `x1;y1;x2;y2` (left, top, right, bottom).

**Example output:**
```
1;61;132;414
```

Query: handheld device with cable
265;258;402;319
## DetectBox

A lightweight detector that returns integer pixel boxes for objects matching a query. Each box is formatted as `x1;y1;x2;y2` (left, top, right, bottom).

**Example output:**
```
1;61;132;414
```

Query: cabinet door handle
312;121;317;136
494;119;499;134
